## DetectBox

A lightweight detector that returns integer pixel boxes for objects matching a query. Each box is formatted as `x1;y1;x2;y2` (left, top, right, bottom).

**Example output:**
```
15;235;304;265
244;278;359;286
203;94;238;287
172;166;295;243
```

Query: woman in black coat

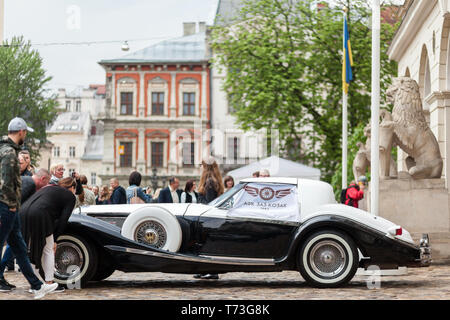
194;157;224;280
20;177;76;288
197;157;224;205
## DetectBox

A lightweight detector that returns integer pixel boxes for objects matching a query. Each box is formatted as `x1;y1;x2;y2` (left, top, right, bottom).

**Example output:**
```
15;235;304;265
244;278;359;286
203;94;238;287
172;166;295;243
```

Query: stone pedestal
368;178;450;263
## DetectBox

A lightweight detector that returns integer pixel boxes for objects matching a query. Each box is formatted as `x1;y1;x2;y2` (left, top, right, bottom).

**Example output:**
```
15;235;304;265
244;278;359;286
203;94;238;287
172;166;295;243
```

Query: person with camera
126;171;152;204
49;165;83;200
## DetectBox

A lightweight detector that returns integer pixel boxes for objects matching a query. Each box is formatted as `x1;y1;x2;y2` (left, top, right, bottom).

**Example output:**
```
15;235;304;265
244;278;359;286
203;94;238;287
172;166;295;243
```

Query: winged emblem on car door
275;189;291;199
244;185;291;200
244;185;259;197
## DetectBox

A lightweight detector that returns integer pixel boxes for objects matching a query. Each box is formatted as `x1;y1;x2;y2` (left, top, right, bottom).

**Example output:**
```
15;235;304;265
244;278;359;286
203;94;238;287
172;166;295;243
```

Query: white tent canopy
226;156;321;182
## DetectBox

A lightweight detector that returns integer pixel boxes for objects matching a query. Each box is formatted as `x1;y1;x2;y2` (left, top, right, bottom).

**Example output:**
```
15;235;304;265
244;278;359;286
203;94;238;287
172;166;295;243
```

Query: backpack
340;184;359;206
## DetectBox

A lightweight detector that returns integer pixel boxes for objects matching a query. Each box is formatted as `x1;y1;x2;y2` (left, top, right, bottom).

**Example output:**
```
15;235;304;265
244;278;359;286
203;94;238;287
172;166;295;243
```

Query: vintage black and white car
55;177;431;288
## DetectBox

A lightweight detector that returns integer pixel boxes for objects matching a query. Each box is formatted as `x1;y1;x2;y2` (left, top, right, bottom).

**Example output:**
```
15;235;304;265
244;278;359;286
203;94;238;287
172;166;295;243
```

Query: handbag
130;187;145;204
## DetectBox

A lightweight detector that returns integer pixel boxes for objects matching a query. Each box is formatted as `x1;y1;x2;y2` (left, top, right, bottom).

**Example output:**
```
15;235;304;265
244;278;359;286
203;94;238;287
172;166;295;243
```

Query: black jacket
198;178;219;204
158;187;182;203
21;176;36;204
20;185;76;273
110;185;127;204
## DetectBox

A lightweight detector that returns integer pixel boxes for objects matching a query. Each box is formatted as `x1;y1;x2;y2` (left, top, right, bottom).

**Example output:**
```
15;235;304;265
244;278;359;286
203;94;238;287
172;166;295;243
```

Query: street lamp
121;41;130;51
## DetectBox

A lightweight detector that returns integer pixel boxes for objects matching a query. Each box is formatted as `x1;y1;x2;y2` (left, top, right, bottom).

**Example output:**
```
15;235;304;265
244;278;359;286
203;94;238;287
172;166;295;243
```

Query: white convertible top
240;177;298;185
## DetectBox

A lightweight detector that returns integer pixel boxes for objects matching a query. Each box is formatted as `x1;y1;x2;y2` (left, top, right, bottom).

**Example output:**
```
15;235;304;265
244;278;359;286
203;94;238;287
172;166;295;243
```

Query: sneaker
34;283;58;299
0;279;12;292
52;284;65;293
0;277;15;290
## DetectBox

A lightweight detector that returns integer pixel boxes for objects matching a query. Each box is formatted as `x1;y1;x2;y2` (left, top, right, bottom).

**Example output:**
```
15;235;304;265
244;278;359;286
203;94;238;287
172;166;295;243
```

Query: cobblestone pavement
1;264;449;300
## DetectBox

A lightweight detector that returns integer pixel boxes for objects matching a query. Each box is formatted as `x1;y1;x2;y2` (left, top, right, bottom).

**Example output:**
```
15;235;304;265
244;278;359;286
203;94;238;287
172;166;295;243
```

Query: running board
105;245;275;266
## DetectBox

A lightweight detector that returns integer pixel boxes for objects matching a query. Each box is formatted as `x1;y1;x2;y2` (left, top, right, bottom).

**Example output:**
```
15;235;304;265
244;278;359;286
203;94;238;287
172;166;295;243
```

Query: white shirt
170;186;179;203
181;191;197;203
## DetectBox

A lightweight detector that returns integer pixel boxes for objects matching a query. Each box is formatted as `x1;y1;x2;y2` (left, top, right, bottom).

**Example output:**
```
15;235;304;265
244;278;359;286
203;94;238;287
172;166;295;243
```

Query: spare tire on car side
121;206;182;252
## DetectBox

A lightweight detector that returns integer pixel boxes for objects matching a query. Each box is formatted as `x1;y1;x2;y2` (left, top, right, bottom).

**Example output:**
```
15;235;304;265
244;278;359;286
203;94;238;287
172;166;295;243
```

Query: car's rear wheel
121;207;182;252
54;234;98;288
298;229;358;288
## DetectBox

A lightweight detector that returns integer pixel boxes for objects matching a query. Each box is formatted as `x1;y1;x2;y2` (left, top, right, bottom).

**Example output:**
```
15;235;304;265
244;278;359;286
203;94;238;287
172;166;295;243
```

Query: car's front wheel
298;229;358;288
54;234;98;288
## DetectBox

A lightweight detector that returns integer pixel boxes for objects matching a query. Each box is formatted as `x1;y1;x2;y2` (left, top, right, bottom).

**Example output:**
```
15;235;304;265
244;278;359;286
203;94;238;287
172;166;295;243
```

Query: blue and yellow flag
342;15;353;94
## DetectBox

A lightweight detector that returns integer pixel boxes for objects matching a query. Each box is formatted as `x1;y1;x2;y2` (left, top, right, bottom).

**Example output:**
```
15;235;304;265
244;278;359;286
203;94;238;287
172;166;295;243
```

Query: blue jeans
0;245;15;273
0;202;42;290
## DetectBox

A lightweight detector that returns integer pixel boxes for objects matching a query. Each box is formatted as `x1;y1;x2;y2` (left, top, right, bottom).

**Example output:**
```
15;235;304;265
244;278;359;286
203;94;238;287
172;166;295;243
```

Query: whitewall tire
54;234;98;288
121;206;182;252
298;229;358;288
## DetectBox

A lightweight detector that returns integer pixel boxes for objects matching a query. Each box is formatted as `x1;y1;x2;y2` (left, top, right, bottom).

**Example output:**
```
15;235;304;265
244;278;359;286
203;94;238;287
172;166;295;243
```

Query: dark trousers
0;245;15;273
0;202;42;290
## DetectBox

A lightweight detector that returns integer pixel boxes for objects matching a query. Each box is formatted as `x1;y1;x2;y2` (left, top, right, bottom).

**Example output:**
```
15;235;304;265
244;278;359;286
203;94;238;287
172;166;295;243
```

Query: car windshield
208;183;245;207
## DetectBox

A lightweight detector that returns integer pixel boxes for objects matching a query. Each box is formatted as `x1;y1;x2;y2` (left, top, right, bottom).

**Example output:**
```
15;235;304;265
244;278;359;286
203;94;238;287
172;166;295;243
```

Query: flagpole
370;0;380;216
342;7;348;190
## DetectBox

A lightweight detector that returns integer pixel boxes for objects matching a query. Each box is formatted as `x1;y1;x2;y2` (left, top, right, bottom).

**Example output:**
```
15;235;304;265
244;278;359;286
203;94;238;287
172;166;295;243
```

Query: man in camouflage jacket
0;117;58;298
0;135;22;210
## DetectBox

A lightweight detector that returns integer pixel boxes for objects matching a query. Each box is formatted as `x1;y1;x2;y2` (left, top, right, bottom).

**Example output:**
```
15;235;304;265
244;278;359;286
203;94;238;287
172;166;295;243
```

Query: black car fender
280;215;362;267
282;214;420;270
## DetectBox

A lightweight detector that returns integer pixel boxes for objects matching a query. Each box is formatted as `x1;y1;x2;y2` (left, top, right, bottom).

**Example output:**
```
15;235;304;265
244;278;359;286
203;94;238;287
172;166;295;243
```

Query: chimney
183;22;196;36
199;21;206;33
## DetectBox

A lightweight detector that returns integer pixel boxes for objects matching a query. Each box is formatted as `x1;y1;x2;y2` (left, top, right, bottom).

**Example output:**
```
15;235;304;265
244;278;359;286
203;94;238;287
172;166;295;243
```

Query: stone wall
368;178;450;263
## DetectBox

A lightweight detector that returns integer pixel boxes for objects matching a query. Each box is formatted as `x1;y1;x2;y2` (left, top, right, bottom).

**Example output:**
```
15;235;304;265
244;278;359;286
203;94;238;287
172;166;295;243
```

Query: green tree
211;0;398;189
0;36;58;164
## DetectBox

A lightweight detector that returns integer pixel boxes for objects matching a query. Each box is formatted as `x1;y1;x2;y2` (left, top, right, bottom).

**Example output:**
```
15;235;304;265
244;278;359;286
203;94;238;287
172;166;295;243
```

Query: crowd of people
85;158;237;207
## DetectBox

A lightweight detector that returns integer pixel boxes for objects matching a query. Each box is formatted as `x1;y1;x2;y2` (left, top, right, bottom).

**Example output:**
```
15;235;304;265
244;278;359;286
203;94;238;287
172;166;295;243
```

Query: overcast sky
4;0;219;93
3;0;405;94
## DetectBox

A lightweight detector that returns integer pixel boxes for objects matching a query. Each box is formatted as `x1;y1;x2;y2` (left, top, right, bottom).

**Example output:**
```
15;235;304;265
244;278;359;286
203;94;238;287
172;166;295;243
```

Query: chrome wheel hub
135;220;167;248
309;240;346;278
144;228;159;245
55;242;84;279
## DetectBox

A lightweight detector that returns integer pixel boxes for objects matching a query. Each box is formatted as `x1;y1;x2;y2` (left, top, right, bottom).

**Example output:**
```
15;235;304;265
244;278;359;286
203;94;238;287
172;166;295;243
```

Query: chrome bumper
419;234;431;266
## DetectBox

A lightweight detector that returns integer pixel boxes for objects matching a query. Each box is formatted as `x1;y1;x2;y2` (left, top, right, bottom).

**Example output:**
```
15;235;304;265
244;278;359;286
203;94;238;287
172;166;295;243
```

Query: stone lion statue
352;123;397;180
381;77;442;179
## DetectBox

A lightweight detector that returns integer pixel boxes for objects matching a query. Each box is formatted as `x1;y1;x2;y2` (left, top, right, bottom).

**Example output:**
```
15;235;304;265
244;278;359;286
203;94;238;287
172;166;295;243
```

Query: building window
151;142;164;168
91;172;97;186
68;169;75;177
119;142;133;167
65;101;71;111
182;142;195;167
228;137;240;161
183;92;195;116
53;146;60;157
69;146;76;158
120;92;133;115
75;100;81;112
152;92;165;115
